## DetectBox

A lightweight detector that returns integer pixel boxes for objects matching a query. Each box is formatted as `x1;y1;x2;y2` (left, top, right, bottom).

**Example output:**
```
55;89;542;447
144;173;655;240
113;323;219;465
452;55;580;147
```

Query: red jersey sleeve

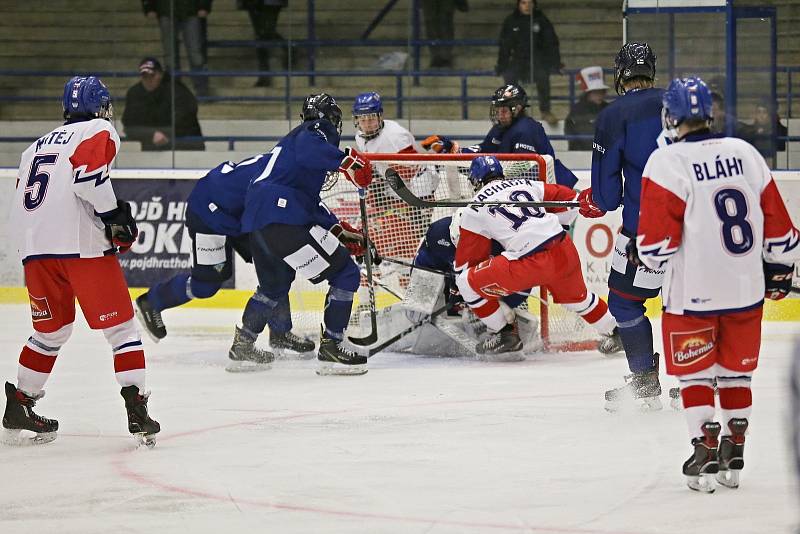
761;177;800;264
636;176;686;269
542;183;579;213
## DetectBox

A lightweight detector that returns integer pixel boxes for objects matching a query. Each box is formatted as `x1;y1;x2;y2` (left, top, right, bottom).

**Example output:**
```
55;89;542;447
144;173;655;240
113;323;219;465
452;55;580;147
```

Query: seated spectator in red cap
564;66;609;150
122;57;205;151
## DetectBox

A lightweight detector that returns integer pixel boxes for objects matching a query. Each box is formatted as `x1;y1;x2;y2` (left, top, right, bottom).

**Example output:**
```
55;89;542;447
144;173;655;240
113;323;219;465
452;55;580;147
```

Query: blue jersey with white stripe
590;87;666;233
186;159;259;237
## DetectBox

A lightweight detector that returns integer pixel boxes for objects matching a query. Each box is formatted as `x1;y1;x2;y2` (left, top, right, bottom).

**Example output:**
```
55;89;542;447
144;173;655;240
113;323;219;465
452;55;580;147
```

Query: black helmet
490;84;528;126
301;93;343;135
614;42;656;95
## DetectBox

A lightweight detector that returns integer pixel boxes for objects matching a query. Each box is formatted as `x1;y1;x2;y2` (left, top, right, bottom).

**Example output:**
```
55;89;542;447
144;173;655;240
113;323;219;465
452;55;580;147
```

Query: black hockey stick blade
347;190;379;346
385;168;580;209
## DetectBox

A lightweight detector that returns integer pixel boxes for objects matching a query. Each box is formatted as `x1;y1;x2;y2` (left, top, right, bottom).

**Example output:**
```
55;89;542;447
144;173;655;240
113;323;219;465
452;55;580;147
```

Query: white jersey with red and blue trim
10;119;120;263
636;133;800;314
455;179;577;271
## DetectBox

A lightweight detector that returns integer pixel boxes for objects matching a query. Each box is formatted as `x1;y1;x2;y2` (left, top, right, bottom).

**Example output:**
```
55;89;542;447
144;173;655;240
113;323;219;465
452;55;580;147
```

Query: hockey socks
323;287;355;340
617;316;656;373
147;274;193;312
241;290;293;337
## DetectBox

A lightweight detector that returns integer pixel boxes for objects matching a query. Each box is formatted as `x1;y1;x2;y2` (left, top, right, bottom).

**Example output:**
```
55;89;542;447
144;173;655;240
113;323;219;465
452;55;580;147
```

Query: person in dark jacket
122;57;205;152
495;0;562;125
238;0;292;87
565;66;609;150
142;0;211;96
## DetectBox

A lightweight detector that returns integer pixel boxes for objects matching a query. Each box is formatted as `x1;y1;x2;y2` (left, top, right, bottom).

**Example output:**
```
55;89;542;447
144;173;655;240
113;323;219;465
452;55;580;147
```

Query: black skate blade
686;474;716;493
135;309;163;344
1;428;57;446
715;470;740;489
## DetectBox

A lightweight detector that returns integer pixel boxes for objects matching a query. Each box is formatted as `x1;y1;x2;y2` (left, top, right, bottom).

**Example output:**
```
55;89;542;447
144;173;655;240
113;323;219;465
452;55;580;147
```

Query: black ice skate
317;328;367;376
227;326;274;372
683;421;721;493
270;329;316;360
475;321;523;361
135;293;166;342
2;382;58;446
120;385;160;449
604;357;663;412
598;327;624;355
716;418;748;489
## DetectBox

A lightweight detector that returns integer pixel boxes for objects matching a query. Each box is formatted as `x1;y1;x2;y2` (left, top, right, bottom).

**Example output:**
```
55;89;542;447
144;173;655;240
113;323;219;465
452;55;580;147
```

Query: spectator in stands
710;91;727;135
142;0;211;97
122;57;205;152
238;0;293;87
747;99;788;157
564;66;609;150
422;0;469;69
495;0;562;126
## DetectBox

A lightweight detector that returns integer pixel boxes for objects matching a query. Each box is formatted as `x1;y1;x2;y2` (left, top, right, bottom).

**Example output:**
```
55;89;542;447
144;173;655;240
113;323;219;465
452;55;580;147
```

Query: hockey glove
763;260;794;300
339;147;373;188
421;135;459;154
625;238;643;268
331;221;366;256
100;200;138;254
577;188;605;218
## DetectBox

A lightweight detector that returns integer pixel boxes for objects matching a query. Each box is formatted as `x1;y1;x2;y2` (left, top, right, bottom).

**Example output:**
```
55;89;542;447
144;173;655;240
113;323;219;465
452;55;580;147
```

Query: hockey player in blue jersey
577;42;669;410
135;157;316;372
241;93;375;376
420;84;578;188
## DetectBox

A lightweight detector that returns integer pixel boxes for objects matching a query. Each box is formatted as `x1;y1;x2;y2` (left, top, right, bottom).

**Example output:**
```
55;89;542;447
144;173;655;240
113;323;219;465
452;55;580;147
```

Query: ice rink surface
0;303;798;534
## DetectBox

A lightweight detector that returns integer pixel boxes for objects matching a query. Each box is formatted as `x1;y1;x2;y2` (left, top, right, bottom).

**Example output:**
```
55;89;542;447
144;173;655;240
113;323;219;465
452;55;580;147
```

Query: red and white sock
17;323;73;396
561;293;616;335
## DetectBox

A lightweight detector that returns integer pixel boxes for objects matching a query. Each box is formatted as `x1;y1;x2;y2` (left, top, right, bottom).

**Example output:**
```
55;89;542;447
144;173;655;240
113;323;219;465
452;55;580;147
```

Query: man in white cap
565;66;609;150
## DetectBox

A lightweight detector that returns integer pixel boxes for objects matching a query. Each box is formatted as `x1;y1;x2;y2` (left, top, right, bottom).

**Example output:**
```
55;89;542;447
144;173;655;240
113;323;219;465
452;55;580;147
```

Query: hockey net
287;152;598;352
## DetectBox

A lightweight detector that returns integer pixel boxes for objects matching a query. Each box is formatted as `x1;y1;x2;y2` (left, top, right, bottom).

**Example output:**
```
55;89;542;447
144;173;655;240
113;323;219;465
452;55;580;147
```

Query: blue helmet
301;93;343;135
62;76;112;121
352;92;384;140
662;76;713;130
468;155;505;189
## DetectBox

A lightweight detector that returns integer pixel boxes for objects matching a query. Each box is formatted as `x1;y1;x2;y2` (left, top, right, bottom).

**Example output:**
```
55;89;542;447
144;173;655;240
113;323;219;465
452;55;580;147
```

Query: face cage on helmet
490;102;523;126
353;112;384;140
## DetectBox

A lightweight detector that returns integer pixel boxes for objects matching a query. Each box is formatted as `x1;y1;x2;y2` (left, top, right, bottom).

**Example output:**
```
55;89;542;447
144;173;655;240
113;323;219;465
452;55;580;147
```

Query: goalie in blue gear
135;158;316;371
421;84;578;188
242;93;374;376
581;41;670;411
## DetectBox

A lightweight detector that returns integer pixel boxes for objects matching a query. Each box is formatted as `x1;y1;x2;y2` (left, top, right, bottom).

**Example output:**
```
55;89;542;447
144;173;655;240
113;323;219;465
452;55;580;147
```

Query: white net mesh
287;153;597;352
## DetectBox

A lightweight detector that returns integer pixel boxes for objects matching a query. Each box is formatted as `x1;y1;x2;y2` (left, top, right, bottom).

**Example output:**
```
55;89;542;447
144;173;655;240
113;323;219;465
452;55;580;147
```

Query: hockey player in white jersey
2;77;159;448
629;77;800;492
454;155;619;356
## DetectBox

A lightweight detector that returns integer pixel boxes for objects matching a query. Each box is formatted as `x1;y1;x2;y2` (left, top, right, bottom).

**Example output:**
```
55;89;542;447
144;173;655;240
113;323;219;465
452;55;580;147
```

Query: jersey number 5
714;187;754;255
24;154;58;211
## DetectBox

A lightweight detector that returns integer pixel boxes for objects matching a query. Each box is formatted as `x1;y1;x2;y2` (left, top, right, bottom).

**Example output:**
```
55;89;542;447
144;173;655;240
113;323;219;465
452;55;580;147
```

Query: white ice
0;303;798;534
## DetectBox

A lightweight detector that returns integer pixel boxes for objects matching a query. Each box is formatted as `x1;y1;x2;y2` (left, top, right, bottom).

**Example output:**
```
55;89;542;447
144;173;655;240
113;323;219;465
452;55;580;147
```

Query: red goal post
287;152;598;352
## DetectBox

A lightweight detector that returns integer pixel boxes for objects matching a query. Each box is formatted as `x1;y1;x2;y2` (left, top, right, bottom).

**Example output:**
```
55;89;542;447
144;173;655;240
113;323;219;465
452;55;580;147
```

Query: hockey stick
348;189;379;346
385;168;580;209
358;267;404;300
364;302;450;357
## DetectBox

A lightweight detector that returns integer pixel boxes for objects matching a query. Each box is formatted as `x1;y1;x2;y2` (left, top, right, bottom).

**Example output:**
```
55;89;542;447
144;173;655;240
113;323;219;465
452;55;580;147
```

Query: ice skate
598;327;624;355
135;293;166;343
684;421;721;493
604;358;663;412
2;382;58;446
317;329;367;376
269;329;316;360
475;321;523;361
716;418;748;489
120;385;160;449
227;326;274;372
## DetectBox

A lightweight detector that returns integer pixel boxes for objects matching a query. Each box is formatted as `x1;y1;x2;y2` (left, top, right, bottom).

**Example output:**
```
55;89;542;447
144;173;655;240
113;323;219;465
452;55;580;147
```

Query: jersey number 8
714;187;754;255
